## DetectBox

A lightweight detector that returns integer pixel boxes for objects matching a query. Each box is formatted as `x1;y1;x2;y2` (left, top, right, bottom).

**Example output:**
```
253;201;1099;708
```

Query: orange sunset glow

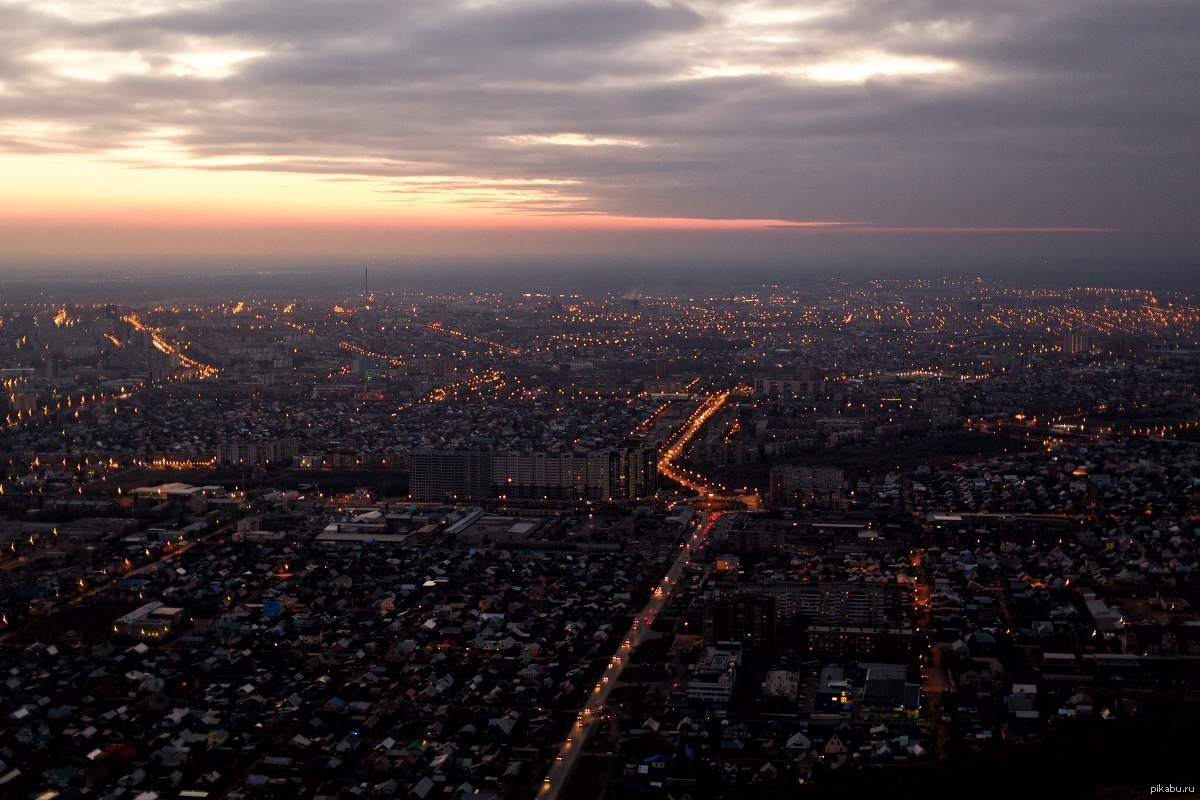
0;0;1194;270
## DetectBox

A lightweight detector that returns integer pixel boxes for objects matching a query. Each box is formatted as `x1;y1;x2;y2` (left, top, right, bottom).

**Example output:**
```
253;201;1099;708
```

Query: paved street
537;511;724;799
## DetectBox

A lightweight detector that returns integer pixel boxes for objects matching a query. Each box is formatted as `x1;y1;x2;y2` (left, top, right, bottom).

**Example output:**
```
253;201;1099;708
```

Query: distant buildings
768;465;845;507
494;445;657;501
807;625;915;661
411;445;658;502
217;437;299;467
2;285;1200;798
727;578;915;659
408;449;492;501
746;579;910;629
754;375;826;398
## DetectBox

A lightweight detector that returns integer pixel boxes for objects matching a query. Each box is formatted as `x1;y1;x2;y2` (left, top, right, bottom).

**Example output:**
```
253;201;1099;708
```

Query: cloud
496;133;650;148
0;0;1195;246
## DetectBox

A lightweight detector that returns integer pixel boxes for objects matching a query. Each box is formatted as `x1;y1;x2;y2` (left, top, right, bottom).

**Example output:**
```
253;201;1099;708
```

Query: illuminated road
536;511;725;799
923;643;955;760
538;389;749;796
658;390;730;495
657;388;759;509
427;321;521;355
123;314;219;378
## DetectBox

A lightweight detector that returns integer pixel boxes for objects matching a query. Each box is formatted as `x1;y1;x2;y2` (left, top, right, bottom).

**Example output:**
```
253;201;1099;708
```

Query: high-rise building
607;445;658;500
1060;332;1088;354
409;450;492;501
218;438;298;467
744;579;910;628
704;593;777;648
768;465;845;507
491;445;657;501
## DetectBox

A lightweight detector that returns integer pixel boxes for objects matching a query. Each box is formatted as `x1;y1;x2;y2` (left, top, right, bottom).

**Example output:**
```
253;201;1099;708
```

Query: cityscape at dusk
1;2;1198;800
1;282;1198;799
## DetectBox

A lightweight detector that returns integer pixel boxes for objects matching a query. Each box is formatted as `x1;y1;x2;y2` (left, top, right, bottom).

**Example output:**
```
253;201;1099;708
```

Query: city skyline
1;0;1197;272
1;283;1198;799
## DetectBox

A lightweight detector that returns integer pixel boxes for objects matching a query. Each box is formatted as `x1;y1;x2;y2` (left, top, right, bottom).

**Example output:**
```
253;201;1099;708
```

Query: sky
0;0;1196;281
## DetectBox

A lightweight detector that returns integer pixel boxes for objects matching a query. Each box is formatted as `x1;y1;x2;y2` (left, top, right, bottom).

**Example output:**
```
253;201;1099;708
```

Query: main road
536;511;726;799
537;386;754;797
657;387;759;509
